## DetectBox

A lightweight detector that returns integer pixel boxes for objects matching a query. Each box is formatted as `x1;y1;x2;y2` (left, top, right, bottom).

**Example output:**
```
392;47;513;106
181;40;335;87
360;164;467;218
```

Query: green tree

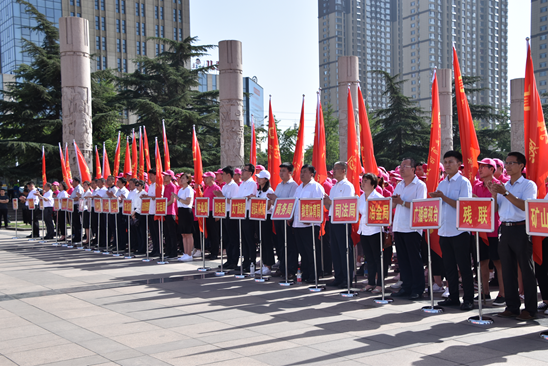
117;36;220;171
371;71;430;168
304;103;340;170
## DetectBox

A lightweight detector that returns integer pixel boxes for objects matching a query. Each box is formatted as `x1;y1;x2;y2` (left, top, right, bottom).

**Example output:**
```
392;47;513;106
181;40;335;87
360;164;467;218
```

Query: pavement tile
116;355;174;366
3;343;96;366
111;328;189;348
40;355;109;366
151;344;242;366
0;355;18;366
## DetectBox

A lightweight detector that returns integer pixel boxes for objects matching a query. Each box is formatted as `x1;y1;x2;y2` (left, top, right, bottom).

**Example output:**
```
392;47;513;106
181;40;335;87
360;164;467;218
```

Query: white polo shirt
392;176;427;233
437;173;472;237
222;180;239;212
328;177;355;217
293;179;325;228
358;189;382;236
235;178;258;211
497;176;537;222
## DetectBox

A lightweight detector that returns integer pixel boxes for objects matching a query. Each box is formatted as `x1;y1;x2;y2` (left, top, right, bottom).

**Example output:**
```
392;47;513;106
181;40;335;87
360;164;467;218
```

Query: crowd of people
11;150;548;321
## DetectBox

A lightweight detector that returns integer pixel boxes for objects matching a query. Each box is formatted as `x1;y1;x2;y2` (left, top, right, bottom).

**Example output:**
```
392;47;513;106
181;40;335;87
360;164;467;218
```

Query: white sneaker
432;283;445;293
390;280;403;289
178;254;193;262
442;288;450;298
192;249;202;258
255;265;271;275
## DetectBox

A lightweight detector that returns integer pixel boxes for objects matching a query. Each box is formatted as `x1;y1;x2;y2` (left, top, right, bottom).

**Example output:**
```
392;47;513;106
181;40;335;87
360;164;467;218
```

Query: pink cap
478;158;496;168
493;158;504;168
361;167;365;174
234;168;242;174
125;171;133;176
162;171;174;179
256;164;265;171
215;169;223;174
143;172;148;178
332;179;338;184
175;173;183;178
203;171;215;178
439;162;445;172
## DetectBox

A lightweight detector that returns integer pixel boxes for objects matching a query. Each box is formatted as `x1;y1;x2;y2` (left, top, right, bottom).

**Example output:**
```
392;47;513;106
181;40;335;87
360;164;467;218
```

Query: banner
292;96;305;185
102;198;110;214
122;199;132;216
12;198;18;210
526;200;548;237
267;97;282;189
110;198;118;214
61;198;68;211
358;85;378;175
155;197;167;216
195;197;209;218
67;199;74;213
456;198;495;233
141;198;151;215
94;198;102;213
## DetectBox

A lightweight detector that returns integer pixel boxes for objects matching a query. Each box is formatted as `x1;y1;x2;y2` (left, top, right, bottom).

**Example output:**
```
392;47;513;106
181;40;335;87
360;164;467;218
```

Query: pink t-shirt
472;177;500;237
204;183;221;211
163;182;177;215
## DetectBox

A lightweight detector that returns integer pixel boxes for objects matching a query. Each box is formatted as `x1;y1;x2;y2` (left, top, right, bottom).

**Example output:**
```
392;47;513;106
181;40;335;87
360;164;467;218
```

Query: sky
190;0;531;148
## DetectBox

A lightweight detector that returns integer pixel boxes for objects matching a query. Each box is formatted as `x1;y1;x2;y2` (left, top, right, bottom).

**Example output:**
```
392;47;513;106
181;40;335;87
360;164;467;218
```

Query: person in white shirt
358;174;384;293
81;181;93;244
126;178;139;253
105;175;119;245
213;166;240;269
132;180;147;254
19;181;40;237
143;170;160;256
431;151;474;310
115;177;130;251
323;162;356;288
233;163;258;272
56;182;69;241
35;183;55;239
292;164;325;283
255;170;275;275
93;178;108;248
488;152;538;320
391;158;427;300
173;173;194;261
69;177;84;242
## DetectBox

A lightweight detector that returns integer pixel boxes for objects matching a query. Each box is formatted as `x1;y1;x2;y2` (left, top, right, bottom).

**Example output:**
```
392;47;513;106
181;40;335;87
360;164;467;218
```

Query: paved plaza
1;230;548;366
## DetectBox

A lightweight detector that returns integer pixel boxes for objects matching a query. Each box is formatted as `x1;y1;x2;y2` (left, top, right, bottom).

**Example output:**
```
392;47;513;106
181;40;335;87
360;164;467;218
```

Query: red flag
346;87;361;245
113;132;121;178
102;143;111;179
250;117;257;181
154;138;164;221
312;91;327;185
163;120;170;171
59;143;72;190
139;127;145;181
292;96;305;185
524;39;548;264
357;85;378;175
42;146;47;187
64;143;72;181
95;146;102;179
193;125;205;234
267;97;282;190
123;137;132;176
453;46;480;182
131;129;138;178
73;140;92;183
143;127;152;183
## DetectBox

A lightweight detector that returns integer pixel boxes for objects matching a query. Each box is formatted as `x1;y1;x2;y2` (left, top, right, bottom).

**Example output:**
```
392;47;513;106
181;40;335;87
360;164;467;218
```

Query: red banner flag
73;140;92;183
102;143;111;179
163;120;170;171
113;132;121;178
292;96;305;185
193;125;205;234
64;143;72;181
154;138;164;221
131;129;138;178
143;126;152;184
357;85;378;175
312;91;327;185
267;97;282;189
524;39;548;264
123;136;132;176
139;127;145;181
95;145;102;179
453;46;480;183
250;116;257;181
58;143;72;190
346;87;361;245
42;146;47;187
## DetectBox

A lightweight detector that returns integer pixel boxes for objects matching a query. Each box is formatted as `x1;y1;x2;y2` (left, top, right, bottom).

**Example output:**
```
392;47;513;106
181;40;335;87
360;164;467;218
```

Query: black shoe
149;251;160;257
437;298;461;306
338;282;349;289
326;280;343;287
271;270;283;278
287;273;296;280
26;234;32;238
474;293;492;302
305;278;316;284
206;254;218;260
391;289;412;297
460;301;474;311
224;263;237;270
409;293;423;301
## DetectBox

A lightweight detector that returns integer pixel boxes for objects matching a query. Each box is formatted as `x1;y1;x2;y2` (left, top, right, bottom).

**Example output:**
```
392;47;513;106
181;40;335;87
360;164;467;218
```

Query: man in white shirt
431;151;474;310
115;177;130;251
292;164;325;283
235;163;258;271
69;177;84;242
488;152;538;320
323;162;355;288
391;158;428;300
214;166;240;269
35;183;54;239
143;170;160;256
20;181;40;237
105;175;119;246
92;178;108;247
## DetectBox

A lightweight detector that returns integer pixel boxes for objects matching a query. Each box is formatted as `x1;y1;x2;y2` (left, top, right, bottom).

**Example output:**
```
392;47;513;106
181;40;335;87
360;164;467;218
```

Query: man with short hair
144;170;160;256
92;178;108;247
234;163;258;271
69;177;84;242
391;158;427;300
105;175;119;246
431;151;474;311
35;183;55;239
214;166;240;269
20;181;40;237
203;172;221;259
115;177;129;251
163;171;179;259
489;152;538;320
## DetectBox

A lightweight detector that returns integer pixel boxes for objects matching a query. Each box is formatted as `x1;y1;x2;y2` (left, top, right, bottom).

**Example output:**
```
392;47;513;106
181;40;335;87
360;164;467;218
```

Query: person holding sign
82;181;93;244
115;178;129;251
488;152;538;321
105;176;119;246
92;178;108;247
173;173;194;261
234;164;258;272
56;182;69;241
214;166;240;269
255;170;275;275
20;181;40;237
430;151;474;311
293;164;325;284
323;162;355;289
69;177;84;243
203;172;221;260
358;174;384;293
35;183;55;239
131;180;147;254
162;171;179;259
144;170;160;257
391;159;427;300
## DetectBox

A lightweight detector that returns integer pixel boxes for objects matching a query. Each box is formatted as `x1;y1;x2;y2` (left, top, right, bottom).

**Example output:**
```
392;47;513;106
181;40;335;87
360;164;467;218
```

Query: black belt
501;221;525;227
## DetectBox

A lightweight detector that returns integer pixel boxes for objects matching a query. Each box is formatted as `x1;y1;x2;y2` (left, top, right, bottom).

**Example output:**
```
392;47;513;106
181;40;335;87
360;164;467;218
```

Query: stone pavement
1;230;548;366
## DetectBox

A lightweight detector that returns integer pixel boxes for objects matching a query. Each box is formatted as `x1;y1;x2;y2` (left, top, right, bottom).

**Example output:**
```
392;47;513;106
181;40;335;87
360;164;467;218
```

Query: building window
541;80;547;86
116;0;119;12
137;41;141;55
77;13;81;17
97;57;101;70
136;2;139;16
173;27;177;40
102;36;106;51
142;42;146;55
141;4;145;16
136;22;140;35
95;0;98;10
155;6;158;18
542;7;548;13
117;58;121;72
542;16;548;22
123;59;127;72
122;39;127;53
70;0;74;5
542;44;547;49
121;0;125;14
122;20;126;33
156;44;160;55
103;56;107;69
70;12;74;17
160;7;164;19
179;28;182;40
117;39;121;52
543;26;548;32
116;19;120;33
161;25;164;37
541;62;547;68
96;36;100;50
173;9;176;21
77;0;81;6
155;25;159;37
142;23;146;36
95;16;99;30
179;9;182;22
101;17;106;31
101;0;105;10
541;53;547;59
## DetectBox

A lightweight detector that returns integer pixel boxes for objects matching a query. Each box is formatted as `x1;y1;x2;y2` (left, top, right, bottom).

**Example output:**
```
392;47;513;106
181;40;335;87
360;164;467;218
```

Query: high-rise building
531;0;548;103
318;0;508;117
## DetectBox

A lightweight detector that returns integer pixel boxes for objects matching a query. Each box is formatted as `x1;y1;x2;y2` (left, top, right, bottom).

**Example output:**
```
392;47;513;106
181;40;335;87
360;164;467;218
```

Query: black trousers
164;215;178;257
499;225;537;315
274;220;298;275
440;232;474;303
148;215;160;254
31;207;40;236
536;237;548;301
91;209;98;242
117;209;128;249
57;210;66;236
97;213;107;247
224;218;240;265
83;211;90;229
205;213;220;258
321;221;333;275
361;232;383;287
108;213;116;243
294;225;321;282
394;231;425;296
259;215;275;266
43;207;54;238
241;217;257;268
71;205;81;241
0;208;8;227
330;222;354;284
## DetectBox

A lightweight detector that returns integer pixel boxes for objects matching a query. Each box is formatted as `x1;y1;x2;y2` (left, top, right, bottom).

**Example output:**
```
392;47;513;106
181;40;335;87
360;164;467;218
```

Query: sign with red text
410;198;442;229
272;198;296;221
28;198;35;210
61;198;68;211
213;198;227;219
12;198;18;210
230;198;247;219
39;199;44;210
249;198;267;220
299;198;323;224
195;197;209;218
109;199;118;214
141;198;151;215
122;199;132;216
155;198;167;216
366;197;392;226
79;200;85;212
331;196;359;224
94;198;102;213
526;200;548;237
67;199;74;213
53;198;60;212
457;198;494;233
101;198;109;214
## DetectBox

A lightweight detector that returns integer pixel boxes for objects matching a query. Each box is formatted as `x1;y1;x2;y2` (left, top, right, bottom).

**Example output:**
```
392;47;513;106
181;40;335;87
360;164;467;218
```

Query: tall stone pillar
438;68;453;157
59;17;93;171
337;56;359;162
510;78;525;154
218;40;244;168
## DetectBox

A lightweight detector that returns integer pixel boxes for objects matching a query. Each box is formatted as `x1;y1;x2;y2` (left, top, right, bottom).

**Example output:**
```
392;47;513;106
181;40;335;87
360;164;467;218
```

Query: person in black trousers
0;188;9;228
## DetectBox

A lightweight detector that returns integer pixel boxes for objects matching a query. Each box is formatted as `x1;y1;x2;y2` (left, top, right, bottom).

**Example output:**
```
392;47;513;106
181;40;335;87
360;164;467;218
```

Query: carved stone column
59;17;93;171
218;40;244;168
337;56;359;162
438;68;453;156
510;78;525;154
